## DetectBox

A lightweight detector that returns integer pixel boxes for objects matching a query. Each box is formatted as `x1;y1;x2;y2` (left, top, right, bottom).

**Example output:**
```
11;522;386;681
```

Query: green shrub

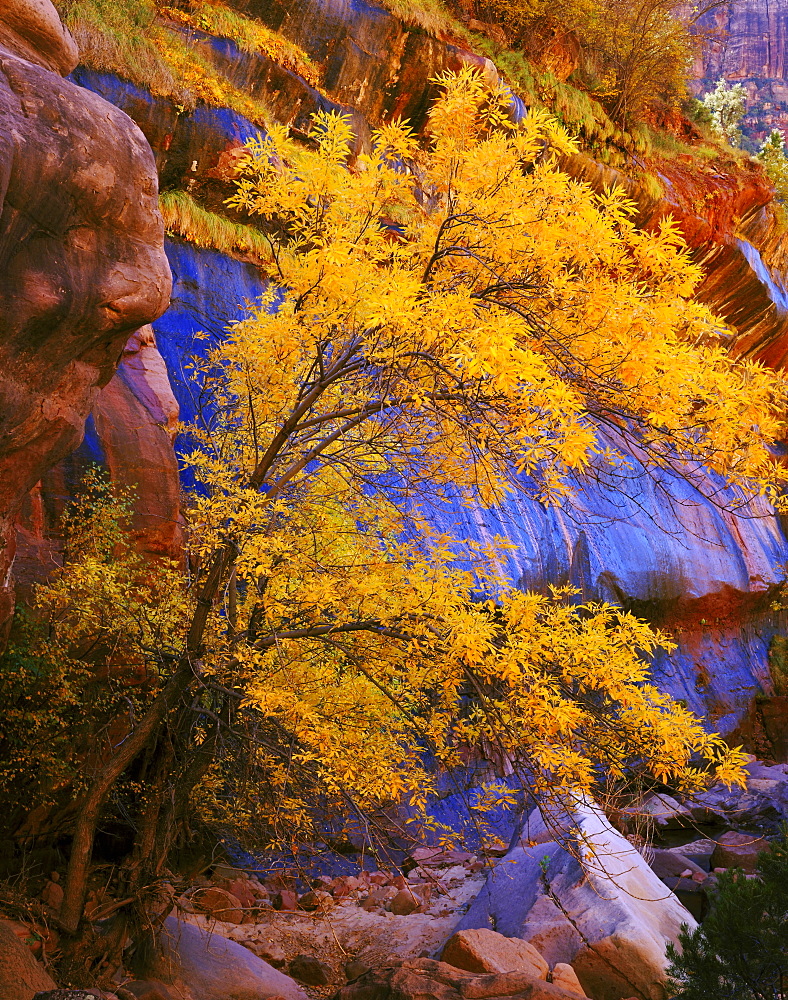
666;832;788;1000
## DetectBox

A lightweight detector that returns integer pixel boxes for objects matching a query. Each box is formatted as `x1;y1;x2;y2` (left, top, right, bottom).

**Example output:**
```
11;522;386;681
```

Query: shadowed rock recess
0;0;172;631
5;0;788;742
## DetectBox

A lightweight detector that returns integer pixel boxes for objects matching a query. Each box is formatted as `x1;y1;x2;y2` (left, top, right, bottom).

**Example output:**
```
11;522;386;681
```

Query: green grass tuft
57;0;187;100
160;189;272;262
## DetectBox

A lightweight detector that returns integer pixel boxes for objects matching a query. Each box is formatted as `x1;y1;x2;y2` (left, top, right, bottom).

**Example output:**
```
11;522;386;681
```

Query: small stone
191;886;243;923
289;954;332;986
480;837;509;857
272;889;300;911
211;863;247;882
122;981;176;1000
344;960;370;981
366;885;396;904
332;880;353;899
250;941;286;968
41;879;64;914
222;877;257;909
388;889;420;915
411;883;434;903
298;890;333;912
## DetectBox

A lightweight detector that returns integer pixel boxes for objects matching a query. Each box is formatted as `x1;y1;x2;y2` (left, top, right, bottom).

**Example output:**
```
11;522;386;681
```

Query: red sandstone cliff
694;0;788;145
0;0;173;632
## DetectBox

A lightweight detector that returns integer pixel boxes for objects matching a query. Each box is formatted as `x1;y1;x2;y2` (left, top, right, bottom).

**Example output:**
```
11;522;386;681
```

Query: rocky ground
3;756;788;1000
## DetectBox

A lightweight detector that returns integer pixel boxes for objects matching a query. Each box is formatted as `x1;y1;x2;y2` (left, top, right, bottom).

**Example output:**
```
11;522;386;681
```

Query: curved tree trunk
57;664;196;934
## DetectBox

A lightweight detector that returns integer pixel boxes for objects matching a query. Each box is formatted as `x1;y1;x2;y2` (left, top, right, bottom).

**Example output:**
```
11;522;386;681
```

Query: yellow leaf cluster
170;70;767;841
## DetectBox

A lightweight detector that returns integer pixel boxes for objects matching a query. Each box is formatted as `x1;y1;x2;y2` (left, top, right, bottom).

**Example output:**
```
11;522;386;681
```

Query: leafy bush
758;130;788;204
702;77;747;147
479;0;708;125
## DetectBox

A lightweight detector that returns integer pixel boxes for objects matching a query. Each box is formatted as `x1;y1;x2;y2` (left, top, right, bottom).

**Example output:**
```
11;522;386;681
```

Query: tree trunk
57;664;196;934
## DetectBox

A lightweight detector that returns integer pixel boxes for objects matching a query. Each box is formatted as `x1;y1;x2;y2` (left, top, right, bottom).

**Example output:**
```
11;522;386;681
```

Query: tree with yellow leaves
48;69;782;942
479;0;729;126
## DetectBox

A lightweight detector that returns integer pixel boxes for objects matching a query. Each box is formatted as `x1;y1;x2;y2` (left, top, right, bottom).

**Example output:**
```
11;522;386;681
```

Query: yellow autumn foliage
169;69;768;841
9;73;762;859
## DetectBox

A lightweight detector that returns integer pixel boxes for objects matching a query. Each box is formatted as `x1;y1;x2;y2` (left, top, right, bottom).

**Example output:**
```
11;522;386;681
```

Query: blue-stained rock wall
148;236;788;733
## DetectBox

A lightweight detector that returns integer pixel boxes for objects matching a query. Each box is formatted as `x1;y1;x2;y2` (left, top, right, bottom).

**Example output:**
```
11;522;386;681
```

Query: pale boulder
455;796;696;1000
154;916;308;1000
442;928;549;979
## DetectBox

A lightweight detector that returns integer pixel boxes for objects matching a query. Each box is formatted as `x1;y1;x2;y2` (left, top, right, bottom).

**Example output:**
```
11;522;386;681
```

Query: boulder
0;920;57;1000
662;840;716;872
333;958;596;1000
648;849;707;881
154;916;308;1000
550;965;587;998
288;955;332;987
685;763;788;828
626;793;690;829
191;886;244;923
711;831;770;872
441;929;549;978
455;797;696;1000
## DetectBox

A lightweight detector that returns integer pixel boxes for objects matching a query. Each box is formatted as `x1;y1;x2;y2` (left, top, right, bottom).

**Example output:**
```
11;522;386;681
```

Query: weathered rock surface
0;0;171;629
456;800;695;1000
550;965;587;998
332;958;594;1000
695;0;788;137
243;0;498;133
711;830;771;871
441;929;549;979
90;326;181;559
683;758;788;829
154;916;308;1000
0;0;78;75
0;920;57;1000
